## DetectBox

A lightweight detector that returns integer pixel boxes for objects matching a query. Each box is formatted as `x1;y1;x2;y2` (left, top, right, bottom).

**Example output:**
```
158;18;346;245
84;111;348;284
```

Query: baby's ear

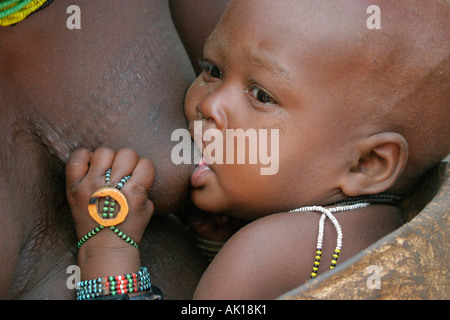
339;132;408;196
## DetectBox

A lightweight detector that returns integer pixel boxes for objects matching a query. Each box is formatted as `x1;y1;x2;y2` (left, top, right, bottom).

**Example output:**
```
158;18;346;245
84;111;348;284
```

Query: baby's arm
66;148;155;284
193;211;321;300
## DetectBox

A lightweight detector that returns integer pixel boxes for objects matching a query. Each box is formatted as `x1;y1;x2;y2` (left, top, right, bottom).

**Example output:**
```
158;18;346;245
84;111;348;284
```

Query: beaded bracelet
77;169;139;249
77;267;152;300
77;225;139;249
187;227;225;262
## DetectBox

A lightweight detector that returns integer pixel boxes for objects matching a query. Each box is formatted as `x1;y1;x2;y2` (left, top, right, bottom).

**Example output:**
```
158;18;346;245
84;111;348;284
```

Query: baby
67;0;449;299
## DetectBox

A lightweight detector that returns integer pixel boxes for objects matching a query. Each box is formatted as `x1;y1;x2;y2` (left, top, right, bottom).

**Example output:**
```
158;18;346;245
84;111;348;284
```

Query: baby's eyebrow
246;51;292;81
205;33;293;83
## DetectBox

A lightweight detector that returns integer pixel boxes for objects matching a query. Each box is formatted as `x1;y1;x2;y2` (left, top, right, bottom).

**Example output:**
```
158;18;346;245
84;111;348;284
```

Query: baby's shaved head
352;0;449;191
222;0;450;192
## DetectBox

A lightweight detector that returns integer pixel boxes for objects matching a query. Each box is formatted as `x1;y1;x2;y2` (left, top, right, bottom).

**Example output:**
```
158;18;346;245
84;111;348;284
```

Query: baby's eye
208;65;223;79
246;86;278;105
199;60;223;79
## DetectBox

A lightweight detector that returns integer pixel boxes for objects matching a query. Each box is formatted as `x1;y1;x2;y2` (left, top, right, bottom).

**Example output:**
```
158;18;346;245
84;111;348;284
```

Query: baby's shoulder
194;205;402;299
194;211;325;299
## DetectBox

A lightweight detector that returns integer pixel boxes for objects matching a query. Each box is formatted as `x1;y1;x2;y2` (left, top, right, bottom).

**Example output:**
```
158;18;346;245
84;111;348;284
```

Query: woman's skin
0;0;228;299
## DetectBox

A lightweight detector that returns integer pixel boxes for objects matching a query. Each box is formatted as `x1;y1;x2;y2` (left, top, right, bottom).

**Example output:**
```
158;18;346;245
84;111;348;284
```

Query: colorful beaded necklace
289;195;400;279
0;0;55;26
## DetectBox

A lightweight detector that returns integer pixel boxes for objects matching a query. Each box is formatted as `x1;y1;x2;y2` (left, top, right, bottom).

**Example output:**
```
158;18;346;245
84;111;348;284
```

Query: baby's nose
195;87;229;131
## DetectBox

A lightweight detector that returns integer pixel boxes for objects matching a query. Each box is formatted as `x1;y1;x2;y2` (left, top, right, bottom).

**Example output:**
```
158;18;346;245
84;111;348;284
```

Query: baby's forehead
222;0;368;36
216;1;380;62
217;0;442;80
211;3;375;83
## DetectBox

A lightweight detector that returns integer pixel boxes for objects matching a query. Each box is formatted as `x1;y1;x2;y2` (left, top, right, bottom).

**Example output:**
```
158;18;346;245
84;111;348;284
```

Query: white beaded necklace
289;195;400;279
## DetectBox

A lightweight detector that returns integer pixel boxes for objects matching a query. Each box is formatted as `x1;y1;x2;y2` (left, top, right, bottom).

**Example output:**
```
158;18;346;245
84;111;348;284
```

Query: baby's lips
191;156;212;188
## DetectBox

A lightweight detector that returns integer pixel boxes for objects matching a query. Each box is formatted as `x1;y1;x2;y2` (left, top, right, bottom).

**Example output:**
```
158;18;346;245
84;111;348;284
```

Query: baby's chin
191;188;227;215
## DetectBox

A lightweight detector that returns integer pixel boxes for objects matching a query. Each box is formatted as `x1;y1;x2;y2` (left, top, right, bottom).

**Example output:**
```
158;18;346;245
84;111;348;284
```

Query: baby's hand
66;148;155;279
186;206;245;243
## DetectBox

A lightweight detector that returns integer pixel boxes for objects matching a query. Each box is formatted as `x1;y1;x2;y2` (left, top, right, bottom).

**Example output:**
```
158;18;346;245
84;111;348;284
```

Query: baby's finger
110;148;139;185
86;148;116;179
112;158;155;241
126;157;156;197
66;148;92;188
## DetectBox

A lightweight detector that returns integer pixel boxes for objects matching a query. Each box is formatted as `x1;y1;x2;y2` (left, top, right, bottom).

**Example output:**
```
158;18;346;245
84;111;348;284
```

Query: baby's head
184;0;449;220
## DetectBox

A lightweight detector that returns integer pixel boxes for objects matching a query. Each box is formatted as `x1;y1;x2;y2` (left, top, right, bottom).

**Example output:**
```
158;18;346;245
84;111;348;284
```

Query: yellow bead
316;250;322;255
313;267;318;272
311;272;317;278
0;0;47;26
331;259;337;264
314;261;320;266
333;254;339;259
335;249;341;253
315;255;321;260
330;266;335;269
